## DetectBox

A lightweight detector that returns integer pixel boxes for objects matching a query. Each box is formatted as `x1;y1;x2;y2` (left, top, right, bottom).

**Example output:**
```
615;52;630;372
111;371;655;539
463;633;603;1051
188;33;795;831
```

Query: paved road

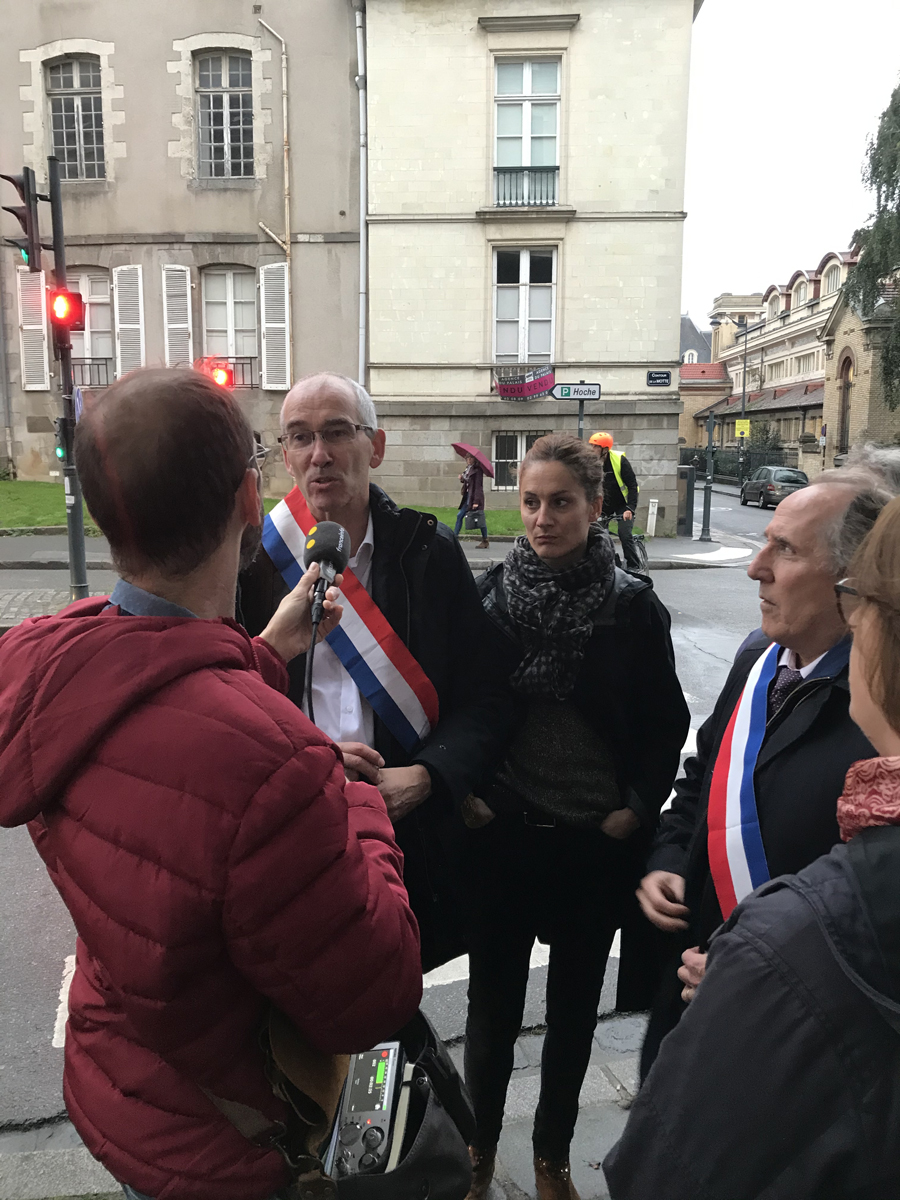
693;485;772;546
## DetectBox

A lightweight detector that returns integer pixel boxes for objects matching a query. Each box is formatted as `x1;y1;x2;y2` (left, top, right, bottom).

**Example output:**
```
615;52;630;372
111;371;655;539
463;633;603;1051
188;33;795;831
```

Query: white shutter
162;265;193;367
17;268;50;391
113;264;145;376
260;261;290;390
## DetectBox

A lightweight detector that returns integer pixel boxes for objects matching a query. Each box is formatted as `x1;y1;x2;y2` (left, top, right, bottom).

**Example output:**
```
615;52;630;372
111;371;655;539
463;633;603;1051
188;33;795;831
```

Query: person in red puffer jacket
0;368;422;1200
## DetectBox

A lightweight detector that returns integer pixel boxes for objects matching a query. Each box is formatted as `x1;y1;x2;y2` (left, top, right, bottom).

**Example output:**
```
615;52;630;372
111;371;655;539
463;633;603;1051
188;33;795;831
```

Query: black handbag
205;1009;474;1200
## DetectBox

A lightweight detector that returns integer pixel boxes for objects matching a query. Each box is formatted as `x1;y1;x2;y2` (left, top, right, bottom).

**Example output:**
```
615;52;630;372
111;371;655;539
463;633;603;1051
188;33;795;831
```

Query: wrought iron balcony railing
72;358;113;388
494;166;559;207
227;356;259;389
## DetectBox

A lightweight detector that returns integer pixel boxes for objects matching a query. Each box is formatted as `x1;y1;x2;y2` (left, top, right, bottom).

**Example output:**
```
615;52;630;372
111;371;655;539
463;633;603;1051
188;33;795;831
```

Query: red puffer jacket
0;599;422;1200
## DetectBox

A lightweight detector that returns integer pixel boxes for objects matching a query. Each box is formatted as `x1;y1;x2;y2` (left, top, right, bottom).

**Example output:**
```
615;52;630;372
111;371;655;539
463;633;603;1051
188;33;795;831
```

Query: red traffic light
48;288;85;330
194;357;234;388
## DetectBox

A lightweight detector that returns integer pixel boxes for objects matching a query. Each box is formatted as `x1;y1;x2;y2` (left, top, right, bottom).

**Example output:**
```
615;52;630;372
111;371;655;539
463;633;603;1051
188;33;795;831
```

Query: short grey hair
283;371;378;434
816;444;900;574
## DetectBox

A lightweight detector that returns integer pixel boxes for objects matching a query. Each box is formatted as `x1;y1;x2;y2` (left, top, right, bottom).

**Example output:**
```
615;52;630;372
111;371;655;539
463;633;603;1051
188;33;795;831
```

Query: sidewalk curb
0;527;103;538
0;560;115;571
0;1146;117;1199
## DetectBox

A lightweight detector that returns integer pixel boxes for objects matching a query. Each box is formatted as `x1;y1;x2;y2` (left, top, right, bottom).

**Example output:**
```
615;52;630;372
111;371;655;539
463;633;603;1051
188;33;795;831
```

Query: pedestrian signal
48;288;85;331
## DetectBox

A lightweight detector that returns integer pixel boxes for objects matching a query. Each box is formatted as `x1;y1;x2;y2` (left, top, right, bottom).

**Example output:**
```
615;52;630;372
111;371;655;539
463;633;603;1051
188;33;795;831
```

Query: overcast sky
682;0;900;323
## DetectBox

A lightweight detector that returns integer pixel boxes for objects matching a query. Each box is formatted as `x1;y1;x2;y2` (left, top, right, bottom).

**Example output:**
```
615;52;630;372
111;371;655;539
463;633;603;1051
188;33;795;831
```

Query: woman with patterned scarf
603;495;900;1199
463;433;690;1200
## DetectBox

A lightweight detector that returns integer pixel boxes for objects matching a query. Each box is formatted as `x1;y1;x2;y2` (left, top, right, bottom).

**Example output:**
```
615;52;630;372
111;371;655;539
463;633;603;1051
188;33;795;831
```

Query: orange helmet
589;431;614;448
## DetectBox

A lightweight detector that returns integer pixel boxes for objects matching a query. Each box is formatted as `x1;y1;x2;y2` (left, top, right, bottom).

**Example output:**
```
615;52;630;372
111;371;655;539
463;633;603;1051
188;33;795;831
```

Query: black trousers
462;814;635;1160
613;513;641;571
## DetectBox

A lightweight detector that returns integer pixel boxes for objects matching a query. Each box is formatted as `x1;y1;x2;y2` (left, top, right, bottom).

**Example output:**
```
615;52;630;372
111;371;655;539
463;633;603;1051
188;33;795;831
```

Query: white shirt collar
778;645;827;679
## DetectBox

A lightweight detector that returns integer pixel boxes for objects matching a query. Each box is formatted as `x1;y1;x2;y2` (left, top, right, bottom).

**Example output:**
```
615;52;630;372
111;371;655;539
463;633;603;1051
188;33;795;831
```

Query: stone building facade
820;292;900;467
0;0;361;488
363;0;704;531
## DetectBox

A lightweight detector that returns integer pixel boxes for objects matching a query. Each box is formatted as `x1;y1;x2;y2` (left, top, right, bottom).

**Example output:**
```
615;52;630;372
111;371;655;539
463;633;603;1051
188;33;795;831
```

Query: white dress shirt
777;646;826;679
302;513;376;746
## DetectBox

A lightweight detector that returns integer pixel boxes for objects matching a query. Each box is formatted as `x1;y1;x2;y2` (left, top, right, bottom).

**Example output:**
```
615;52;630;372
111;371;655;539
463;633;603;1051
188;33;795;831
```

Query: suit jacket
239;484;515;971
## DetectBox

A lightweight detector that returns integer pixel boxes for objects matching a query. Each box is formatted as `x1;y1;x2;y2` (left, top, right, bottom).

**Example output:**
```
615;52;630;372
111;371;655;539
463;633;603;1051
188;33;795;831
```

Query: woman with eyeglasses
604;494;900;1200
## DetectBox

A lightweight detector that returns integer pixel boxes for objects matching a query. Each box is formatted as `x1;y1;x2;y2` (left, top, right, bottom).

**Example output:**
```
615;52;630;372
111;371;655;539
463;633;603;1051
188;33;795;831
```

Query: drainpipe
258;19;293;385
352;0;368;385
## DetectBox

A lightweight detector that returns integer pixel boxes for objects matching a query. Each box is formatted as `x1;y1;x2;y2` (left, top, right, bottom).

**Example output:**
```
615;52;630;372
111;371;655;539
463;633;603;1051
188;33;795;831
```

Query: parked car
740;466;809;507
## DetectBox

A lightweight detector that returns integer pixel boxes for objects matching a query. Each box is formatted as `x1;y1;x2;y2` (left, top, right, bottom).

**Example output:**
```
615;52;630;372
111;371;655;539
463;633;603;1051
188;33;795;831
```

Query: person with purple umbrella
455;453;489;548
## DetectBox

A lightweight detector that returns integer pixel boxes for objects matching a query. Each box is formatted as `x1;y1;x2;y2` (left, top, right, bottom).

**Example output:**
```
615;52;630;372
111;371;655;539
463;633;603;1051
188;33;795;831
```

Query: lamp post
709;313;765;484
699;412;716;542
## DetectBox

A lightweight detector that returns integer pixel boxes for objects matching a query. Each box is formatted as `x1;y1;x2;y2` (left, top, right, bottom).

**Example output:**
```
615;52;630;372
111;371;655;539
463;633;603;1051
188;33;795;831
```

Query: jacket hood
0;598;261;828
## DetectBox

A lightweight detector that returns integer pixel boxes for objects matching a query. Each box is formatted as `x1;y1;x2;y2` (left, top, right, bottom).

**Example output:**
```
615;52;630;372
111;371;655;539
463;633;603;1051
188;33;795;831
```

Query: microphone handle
310;576;329;627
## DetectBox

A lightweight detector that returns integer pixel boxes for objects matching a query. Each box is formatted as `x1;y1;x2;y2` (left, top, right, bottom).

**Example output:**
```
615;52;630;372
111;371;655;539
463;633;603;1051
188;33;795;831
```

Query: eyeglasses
835;579;861;623
277;423;373;451
248;441;271;468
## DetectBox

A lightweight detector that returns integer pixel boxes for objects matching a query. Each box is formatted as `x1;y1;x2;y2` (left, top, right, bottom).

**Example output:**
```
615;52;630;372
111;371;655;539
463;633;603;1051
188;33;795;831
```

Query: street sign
819;436;827;447
550;382;601;401
735;419;751;438
647;370;671;387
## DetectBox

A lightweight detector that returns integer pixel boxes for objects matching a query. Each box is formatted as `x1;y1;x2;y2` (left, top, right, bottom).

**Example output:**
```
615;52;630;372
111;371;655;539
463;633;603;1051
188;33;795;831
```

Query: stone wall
823;305;900;463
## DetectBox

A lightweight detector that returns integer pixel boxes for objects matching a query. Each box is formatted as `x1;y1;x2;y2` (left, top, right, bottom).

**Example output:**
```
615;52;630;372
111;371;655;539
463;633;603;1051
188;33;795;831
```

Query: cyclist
588;431;641;571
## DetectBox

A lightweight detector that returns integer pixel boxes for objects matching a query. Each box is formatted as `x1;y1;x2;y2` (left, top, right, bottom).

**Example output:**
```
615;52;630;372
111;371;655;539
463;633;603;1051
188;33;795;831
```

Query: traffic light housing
1;167;45;271
48;288;85;333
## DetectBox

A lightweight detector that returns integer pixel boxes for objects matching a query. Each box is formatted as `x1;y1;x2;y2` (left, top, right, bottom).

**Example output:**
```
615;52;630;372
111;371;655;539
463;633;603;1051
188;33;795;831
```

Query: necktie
768;665;804;719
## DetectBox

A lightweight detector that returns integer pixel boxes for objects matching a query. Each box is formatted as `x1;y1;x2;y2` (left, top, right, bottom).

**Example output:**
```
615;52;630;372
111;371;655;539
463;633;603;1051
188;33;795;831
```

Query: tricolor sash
262;488;439;752
707;642;780;919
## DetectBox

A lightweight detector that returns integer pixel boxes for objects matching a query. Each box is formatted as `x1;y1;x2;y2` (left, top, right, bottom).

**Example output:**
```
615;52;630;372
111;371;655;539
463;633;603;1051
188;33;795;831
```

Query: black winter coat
605;825;900;1200
478;564;690;1009
641;630;876;1071
239;484;515;971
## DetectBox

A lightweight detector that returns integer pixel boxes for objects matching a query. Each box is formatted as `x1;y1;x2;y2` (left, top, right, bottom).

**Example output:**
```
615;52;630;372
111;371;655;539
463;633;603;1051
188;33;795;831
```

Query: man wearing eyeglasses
632;455;900;1083
240;372;511;971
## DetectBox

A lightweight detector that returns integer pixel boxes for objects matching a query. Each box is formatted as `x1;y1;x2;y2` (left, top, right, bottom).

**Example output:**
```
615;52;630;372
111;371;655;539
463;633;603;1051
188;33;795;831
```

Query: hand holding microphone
257;521;350;665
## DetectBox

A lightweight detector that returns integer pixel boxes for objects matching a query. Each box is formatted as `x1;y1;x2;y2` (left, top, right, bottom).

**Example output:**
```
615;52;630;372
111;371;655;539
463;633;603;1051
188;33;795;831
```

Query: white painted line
422;933;621;990
52;955;76;1048
672;546;752;564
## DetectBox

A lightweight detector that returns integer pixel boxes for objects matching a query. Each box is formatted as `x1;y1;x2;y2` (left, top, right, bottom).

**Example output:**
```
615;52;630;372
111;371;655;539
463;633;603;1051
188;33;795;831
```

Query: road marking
52;955;76;1048
673;546;752;564
423;933;621;990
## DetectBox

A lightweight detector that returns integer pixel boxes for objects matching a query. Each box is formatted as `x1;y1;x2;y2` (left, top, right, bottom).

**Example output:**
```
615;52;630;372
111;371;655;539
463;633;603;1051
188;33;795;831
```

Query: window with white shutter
162;265;193;367
260;261;290;391
113;264;145;377
17;268;50;391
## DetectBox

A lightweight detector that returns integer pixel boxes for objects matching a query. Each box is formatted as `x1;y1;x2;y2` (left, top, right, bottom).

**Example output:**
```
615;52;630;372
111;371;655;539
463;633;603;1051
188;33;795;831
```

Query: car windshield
774;469;808;484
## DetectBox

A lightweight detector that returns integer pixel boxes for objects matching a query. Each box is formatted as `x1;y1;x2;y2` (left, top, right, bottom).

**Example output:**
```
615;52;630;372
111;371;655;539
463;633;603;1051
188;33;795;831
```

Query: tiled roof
694;379;825;420
680;362;727;380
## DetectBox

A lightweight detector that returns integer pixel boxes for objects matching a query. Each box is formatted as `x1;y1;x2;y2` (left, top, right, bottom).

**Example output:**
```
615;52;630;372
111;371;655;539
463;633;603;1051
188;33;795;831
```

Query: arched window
795;281;807;308
768;296;779;320
838;356;854;455
683;349;698;364
46;57;105;179
824;264;841;295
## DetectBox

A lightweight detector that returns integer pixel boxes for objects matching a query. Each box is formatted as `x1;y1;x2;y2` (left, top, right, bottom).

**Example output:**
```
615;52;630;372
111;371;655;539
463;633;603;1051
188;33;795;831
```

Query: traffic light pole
48;157;88;600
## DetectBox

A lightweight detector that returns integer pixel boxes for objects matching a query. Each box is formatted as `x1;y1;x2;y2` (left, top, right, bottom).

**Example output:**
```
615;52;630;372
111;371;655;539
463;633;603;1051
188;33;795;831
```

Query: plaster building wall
0;0;361;488
364;0;697;531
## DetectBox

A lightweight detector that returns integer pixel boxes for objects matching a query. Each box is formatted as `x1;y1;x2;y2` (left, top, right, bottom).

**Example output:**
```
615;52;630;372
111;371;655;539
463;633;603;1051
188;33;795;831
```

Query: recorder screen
347;1047;394;1114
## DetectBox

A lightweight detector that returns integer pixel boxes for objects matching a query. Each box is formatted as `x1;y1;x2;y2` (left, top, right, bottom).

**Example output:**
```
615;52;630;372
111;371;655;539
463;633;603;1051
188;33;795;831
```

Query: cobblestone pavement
0;589;81;629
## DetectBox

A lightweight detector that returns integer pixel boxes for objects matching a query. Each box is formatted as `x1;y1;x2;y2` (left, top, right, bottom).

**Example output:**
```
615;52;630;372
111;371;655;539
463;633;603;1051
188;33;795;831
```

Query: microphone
303;521;351;626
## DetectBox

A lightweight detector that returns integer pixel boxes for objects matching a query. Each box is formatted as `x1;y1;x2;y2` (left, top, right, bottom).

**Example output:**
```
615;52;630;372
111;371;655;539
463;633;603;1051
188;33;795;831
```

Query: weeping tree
845;80;900;410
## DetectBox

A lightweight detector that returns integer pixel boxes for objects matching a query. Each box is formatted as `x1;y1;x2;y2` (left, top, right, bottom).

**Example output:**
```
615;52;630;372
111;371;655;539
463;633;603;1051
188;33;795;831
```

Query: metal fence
680;446;799;482
494;166;559;207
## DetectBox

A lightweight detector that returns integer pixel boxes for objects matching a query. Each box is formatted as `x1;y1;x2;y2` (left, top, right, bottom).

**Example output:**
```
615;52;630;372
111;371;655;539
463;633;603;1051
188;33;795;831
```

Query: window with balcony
202;268;259;386
196;53;254;178
494;59;559;206
46;58;105;180
70;271;113;387
492;430;551;489
494;247;556;364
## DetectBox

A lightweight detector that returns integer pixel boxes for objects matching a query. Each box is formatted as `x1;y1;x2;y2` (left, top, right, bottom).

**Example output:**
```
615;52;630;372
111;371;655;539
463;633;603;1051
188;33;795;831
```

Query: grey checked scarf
502;523;616;700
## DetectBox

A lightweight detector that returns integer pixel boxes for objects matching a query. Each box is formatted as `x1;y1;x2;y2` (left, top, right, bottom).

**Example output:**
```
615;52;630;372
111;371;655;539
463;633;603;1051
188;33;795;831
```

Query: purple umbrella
451;442;495;479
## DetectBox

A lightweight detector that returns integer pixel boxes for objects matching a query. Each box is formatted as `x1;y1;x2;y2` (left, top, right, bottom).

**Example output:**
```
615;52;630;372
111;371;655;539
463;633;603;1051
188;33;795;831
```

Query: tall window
202;269;258;358
824;264;841;294
46;58;105;180
768;296;779;320
682;349;698;364
494;59;559;206
794;281;807;308
493;431;550;489
494;247;555;364
70;271;113;386
197;54;254;178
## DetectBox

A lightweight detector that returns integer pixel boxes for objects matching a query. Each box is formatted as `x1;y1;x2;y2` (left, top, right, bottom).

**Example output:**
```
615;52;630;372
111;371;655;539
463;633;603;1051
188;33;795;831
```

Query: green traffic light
55;445;65;460
20;249;28;264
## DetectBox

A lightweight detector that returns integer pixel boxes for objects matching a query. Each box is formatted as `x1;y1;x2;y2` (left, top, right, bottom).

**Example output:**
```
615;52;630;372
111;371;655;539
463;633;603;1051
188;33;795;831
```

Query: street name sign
647;370;672;387
551;383;601;400
735;419;751;438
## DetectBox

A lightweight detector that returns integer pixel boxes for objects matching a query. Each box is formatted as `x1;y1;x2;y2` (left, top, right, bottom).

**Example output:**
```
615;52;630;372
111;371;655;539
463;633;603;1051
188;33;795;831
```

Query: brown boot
476;538;490;549
465;1145;496;1199
534;1155;582;1200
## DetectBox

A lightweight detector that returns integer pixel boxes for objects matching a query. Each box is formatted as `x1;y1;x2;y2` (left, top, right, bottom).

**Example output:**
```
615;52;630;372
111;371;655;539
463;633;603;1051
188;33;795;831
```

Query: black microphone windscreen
302;521;351;574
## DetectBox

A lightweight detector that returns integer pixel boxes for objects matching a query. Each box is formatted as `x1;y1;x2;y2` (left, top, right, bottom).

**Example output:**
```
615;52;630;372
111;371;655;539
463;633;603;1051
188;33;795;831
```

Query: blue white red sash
707;642;781;919
262;488;439;752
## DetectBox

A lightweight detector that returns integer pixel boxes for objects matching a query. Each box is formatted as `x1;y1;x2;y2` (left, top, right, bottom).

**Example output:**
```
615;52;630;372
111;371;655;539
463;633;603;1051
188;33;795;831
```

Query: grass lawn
425;505;526;536
0;480;99;533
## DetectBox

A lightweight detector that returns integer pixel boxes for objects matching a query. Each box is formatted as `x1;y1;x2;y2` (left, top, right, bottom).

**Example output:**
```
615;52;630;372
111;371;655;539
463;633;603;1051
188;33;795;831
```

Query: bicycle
599;513;650;574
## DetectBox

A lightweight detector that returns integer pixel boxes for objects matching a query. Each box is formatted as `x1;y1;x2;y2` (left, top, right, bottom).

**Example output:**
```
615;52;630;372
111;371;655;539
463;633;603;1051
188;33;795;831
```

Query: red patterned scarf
837;757;900;842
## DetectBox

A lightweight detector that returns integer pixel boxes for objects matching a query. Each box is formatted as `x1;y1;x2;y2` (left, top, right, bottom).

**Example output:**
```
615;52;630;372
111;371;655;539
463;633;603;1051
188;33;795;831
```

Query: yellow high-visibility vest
608;450;638;506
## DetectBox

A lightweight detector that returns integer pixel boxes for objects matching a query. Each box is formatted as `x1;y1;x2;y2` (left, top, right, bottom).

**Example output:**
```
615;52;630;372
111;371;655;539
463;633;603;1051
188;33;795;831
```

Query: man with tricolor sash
635;465;896;1078
239;372;512;971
